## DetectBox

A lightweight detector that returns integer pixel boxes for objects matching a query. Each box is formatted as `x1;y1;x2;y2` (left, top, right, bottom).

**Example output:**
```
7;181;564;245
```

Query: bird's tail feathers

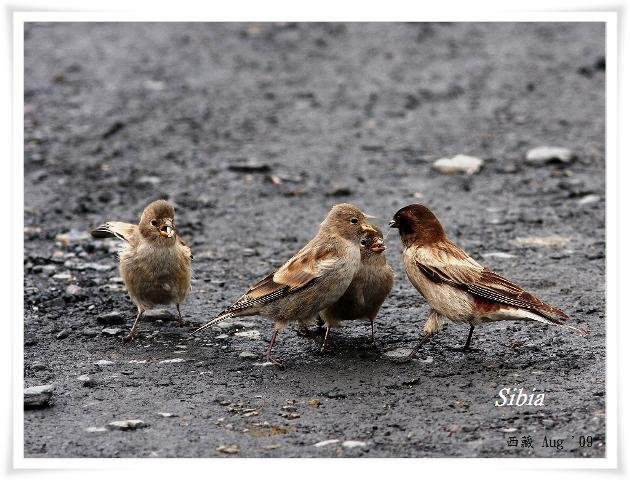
192;311;235;334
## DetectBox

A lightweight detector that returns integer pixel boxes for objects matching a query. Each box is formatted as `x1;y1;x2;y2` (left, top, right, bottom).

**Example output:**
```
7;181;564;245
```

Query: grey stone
24;384;54;409
107;419;146;430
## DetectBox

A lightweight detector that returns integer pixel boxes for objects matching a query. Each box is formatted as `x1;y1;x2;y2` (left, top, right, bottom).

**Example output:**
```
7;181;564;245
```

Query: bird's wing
178;236;193;261
90;222;138;244
413;240;569;322
225;241;341;313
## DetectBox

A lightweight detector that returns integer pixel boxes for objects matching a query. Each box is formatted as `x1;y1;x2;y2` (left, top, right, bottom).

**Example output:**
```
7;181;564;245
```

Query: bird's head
389;204;446;246
359;225;387;259
321;203;379;243
139;199;177;244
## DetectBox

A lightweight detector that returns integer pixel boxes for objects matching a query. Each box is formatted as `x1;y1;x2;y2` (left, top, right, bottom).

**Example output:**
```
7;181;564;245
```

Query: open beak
360;223;379;235
388;219;398;229
159;220;175;238
370;239;387;254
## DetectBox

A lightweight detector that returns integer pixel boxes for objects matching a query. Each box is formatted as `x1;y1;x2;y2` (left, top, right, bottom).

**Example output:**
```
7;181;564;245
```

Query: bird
389;204;586;357
90;199;192;343
193;203;378;365
316;226;395;349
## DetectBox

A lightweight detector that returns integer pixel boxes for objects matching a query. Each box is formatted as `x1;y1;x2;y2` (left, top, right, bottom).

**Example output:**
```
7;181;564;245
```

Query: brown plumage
91;199;192;342
193;203;377;365
390;204;585;356
317;226;395;347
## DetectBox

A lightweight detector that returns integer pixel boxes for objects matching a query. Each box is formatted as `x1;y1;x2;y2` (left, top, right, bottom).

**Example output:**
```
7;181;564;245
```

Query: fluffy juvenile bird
389;204;585;357
193;203;377;364
91;199;192;342
316;227;395;348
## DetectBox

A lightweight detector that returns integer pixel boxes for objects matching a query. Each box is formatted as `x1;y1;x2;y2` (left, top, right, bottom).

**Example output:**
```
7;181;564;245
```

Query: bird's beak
370;239;387;254
389;219;398;229
159;219;175;238
364;213;376;219
360;224;379;235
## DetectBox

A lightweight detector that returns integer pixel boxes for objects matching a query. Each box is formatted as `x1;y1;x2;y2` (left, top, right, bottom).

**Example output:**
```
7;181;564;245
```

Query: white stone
342;440;367;448
158;358;185;364
514;235;570;248
85;426;107;433
482;252;516;259
94;360;114;366
432;154;484;175
156;412;178;418
525;146;573;164
383;348;413;359
234;330;261;340
578;194;600;205
314;439;339;448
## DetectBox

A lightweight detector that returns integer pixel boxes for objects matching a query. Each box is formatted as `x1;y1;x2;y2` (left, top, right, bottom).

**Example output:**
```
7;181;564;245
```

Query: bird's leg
265;329;283;367
320;326;332;352
407;333;433;360
124;307;145;343
406;309;441;360
176;304;186;327
450;325;475;352
370;318;376;344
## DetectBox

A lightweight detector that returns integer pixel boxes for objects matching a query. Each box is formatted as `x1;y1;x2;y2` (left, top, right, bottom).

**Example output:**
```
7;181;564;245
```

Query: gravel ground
23;22;606;458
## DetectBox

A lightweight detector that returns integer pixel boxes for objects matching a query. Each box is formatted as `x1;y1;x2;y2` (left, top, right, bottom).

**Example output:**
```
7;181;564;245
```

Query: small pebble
239;351;259;359
525;146;573;164
482;252;516;259
77;374;97;387
158;358;185;364
107;419;146;431
94;360;114;366
314;439;339;448
342;440;367;449
216;444;240;454
578;194;600;205
101;327;122;336
234;330;261;340
56;329;70;340
85;427;107;433
432;154;484;175
156;412;178;418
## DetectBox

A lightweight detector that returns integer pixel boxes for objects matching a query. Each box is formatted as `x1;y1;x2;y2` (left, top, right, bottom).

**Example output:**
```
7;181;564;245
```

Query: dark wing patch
417;259;569;323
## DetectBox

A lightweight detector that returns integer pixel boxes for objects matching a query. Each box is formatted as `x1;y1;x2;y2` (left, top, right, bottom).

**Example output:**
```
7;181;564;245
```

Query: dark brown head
138;200;177;244
320;203;379;243
389;204;446;247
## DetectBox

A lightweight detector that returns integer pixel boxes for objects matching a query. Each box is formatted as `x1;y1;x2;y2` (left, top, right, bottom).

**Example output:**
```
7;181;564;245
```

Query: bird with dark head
390;204;587;358
193;203;377;366
91;199;192;342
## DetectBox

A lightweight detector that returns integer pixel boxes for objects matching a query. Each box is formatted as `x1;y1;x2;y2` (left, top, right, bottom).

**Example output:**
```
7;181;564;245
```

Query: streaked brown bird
389;204;586;357
317;226;395;349
91;199;192;342
193;203;377;365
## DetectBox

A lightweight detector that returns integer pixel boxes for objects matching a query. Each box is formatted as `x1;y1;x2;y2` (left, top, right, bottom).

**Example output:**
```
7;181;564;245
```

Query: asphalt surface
23;22;606;457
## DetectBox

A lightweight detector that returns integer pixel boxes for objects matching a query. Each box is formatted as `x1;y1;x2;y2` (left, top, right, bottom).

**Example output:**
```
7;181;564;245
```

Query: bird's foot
122;332;137;344
265;355;285;369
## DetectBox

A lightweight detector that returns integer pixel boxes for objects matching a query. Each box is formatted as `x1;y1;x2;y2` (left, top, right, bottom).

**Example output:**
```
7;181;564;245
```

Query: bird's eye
360;239;367;246
350;218;358;224
151;220;158;226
